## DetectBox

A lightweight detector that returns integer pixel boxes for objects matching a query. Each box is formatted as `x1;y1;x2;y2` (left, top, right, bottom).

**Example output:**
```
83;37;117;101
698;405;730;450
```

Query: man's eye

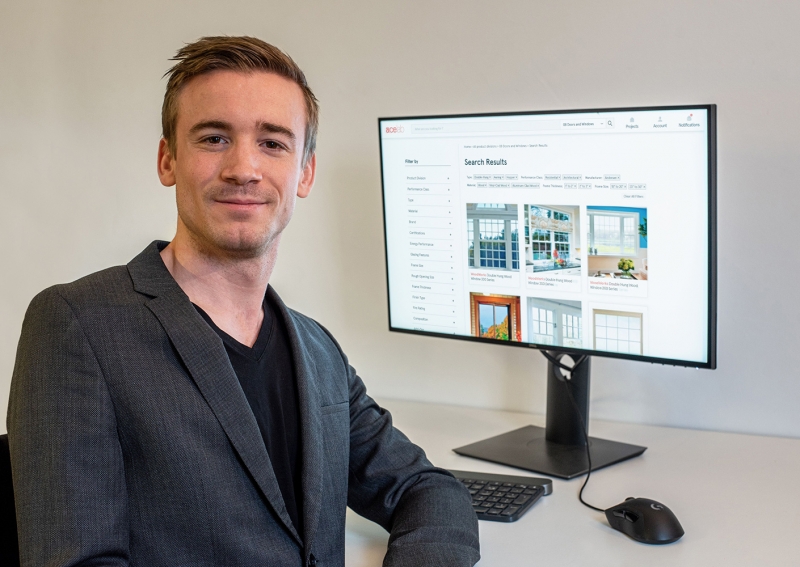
263;140;283;150
205;136;224;144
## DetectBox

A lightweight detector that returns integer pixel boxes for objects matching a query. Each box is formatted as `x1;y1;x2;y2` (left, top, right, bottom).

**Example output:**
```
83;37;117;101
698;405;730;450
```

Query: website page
380;108;710;364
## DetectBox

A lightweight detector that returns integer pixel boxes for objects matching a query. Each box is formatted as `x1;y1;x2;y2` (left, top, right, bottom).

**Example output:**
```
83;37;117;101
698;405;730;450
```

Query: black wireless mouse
605;497;684;544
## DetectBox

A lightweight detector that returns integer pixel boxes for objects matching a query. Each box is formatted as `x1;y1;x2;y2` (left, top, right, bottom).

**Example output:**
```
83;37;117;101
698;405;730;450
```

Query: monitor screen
379;105;716;368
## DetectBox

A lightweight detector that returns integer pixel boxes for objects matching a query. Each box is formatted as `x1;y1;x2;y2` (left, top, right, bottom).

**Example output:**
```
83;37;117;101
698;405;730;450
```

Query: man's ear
157;138;177;187
297;153;316;199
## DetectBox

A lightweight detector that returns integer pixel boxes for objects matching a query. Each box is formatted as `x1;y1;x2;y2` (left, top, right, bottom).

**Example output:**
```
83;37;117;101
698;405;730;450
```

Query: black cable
542;351;606;513
540;349;582;373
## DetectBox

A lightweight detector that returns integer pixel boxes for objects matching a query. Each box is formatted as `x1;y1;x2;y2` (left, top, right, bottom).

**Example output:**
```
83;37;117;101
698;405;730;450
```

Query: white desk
345;399;800;566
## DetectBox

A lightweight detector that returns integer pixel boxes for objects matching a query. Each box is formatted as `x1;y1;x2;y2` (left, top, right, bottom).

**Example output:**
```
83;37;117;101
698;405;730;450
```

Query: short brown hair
162;36;319;166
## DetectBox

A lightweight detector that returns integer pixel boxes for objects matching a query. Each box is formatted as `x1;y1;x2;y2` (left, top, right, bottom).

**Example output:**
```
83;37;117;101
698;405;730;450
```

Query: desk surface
345;399;800;566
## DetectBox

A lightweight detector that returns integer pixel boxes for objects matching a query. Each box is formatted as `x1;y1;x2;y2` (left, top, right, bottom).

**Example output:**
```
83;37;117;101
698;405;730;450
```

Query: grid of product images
465;202;648;356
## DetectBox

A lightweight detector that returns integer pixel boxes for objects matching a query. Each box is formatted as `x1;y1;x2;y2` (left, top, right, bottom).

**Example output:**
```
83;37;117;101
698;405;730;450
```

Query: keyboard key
512;495;531;505
501;506;520;516
503;483;515;487
474;496;486;501
487;509;502;515
494;503;507;509
487;497;500;503
496;487;510;493
515;484;527;488
479;490;493;496
510;488;523;494
500;498;513;504
474;507;489;513
523;489;538;495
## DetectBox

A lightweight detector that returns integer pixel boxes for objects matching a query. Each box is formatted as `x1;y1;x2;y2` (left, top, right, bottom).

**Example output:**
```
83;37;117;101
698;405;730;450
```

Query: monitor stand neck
452;351;647;480
546;352;590;447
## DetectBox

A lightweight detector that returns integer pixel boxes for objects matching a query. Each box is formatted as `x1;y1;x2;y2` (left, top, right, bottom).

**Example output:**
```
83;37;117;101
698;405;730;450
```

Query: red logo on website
385;126;404;134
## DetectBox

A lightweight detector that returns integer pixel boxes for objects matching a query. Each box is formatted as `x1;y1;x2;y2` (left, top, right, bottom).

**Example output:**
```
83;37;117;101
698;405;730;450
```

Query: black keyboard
450;469;552;523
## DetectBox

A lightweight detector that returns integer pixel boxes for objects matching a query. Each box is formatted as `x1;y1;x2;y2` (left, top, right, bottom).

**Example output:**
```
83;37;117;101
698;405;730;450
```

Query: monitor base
453;424;646;480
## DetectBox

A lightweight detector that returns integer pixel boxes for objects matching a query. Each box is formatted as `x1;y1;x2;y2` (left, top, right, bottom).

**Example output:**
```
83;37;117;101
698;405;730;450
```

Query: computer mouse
605;497;684;544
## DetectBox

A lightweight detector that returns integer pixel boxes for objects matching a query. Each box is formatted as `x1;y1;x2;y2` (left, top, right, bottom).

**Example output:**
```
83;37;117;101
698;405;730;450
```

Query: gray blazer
8;242;479;567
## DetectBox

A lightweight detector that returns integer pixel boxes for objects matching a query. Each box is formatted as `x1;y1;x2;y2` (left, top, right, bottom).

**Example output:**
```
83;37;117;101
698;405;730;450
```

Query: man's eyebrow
187;120;297;142
257;121;296;141
188;120;233;135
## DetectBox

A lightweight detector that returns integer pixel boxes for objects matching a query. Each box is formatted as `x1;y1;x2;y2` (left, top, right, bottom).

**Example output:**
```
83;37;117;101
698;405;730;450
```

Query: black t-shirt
194;295;303;536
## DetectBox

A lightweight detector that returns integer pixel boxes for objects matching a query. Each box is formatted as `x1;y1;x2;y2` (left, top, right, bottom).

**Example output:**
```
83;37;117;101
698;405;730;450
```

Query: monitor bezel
377;104;717;370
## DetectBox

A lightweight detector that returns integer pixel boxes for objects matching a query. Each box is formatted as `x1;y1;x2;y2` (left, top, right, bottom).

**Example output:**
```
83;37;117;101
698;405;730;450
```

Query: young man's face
157;70;315;258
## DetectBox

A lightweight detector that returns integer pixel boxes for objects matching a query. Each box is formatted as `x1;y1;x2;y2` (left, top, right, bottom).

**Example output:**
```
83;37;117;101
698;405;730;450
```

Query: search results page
381;109;710;364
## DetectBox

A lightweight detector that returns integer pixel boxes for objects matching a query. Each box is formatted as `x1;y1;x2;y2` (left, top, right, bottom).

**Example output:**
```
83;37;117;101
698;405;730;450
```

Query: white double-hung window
589;211;639;256
466;204;519;270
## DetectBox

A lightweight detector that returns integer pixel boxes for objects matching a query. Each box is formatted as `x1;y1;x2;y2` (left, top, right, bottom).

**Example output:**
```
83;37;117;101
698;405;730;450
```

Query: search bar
408;117;613;134
561;118;612;129
410;119;563;134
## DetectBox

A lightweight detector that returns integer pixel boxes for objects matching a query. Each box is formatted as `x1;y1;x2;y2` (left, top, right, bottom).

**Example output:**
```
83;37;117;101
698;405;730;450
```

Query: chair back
0;434;20;567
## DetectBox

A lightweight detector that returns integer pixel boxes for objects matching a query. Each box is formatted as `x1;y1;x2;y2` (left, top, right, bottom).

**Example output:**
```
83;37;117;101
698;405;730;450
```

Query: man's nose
221;142;263;185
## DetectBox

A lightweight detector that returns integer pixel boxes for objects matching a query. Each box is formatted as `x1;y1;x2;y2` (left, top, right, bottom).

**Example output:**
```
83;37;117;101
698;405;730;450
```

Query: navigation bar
382;110;707;138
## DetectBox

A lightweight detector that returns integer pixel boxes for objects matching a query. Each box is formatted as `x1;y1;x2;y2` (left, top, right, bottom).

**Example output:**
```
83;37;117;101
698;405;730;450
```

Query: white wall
2;0;799;438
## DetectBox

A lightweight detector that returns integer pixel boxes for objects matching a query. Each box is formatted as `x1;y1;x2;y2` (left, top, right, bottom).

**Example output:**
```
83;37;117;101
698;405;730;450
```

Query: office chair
0;434;20;567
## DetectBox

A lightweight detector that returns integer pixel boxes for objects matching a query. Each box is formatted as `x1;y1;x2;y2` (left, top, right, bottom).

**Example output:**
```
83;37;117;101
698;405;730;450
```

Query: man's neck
160;234;278;347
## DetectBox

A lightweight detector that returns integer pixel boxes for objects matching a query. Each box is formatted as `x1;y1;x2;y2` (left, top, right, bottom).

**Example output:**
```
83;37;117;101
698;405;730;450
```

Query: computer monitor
378;105;716;479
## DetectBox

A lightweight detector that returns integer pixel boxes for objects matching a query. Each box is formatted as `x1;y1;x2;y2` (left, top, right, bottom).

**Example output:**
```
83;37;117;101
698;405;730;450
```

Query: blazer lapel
127;242;302;545
269;288;324;555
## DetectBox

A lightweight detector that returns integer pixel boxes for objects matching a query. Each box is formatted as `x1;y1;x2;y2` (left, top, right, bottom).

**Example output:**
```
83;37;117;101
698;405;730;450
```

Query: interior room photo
587;206;648;280
2;2;800;566
524;205;582;274
527;297;583;348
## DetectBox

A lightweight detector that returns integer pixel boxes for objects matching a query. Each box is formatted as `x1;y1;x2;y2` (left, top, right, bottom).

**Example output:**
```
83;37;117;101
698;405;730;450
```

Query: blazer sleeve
339;351;480;567
7;287;130;567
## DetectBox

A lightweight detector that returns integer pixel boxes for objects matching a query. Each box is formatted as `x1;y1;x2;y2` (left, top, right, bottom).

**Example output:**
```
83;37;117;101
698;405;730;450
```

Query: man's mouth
219;200;262;204
215;198;267;206
213;199;269;217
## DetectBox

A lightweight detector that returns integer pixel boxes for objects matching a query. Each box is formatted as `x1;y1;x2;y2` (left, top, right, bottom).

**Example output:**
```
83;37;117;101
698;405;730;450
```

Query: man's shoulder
269;290;348;367
32;265;136;311
19;265;142;346
31;241;166;314
283;304;340;352
282;304;325;335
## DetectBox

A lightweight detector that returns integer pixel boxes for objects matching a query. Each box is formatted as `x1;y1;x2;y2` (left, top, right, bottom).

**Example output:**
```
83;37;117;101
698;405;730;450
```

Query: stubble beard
182;213;285;262
177;206;290;264
176;183;293;262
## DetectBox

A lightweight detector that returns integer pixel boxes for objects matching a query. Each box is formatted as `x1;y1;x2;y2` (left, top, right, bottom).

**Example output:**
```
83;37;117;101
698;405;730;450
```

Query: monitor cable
540;351;606;513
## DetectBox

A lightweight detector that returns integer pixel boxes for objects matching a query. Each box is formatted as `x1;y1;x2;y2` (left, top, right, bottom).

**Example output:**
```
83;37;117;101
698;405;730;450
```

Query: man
8;36;480;567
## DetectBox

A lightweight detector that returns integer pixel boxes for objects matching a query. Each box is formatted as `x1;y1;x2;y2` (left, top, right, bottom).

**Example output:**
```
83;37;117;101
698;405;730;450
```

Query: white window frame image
529;306;555;345
466;204;519;271
527;297;583;348
525;205;581;273
562;312;581;345
588;210;640;257
593;309;643;355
